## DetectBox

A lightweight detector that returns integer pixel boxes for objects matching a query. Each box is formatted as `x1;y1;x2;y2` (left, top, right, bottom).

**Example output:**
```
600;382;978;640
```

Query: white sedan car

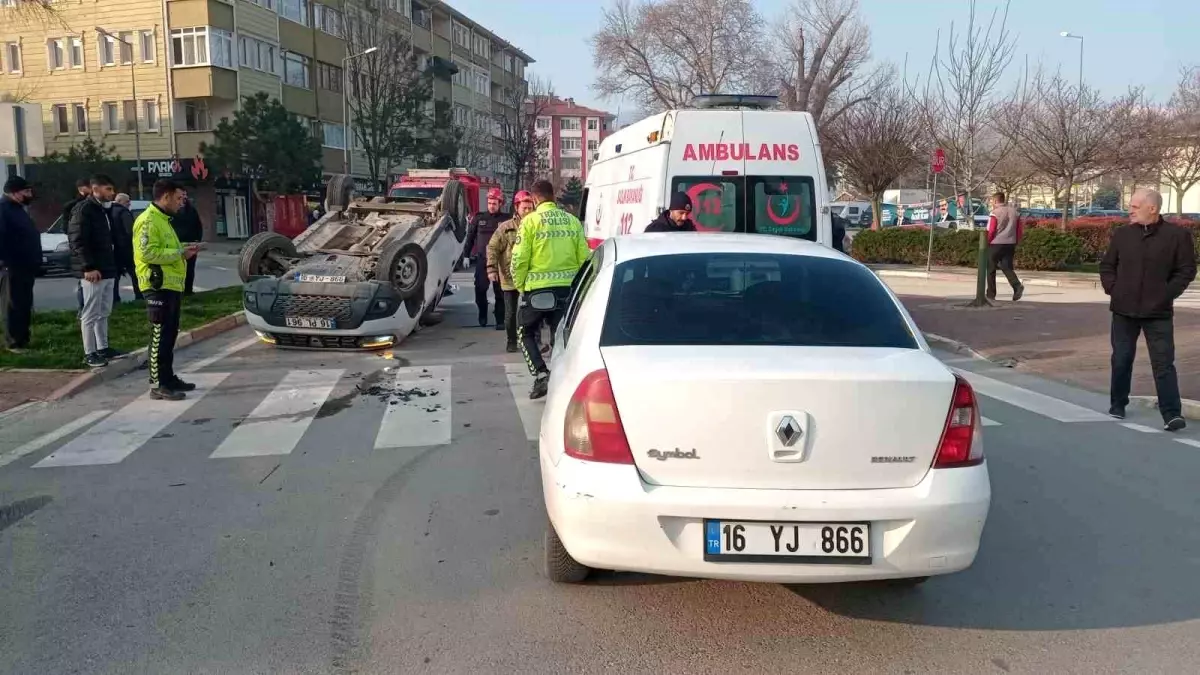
539;233;990;585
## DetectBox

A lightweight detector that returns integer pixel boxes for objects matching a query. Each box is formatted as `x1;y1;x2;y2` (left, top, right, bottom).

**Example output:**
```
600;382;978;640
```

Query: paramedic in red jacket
985;191;1025;302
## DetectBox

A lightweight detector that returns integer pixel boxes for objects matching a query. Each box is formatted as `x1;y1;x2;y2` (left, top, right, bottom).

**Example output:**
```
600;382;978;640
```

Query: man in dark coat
110;193;140;302
1099;188;1197;431
0;176;41;351
463;187;510;328
645;192;698;232
68;174;122;367
171;193;204;295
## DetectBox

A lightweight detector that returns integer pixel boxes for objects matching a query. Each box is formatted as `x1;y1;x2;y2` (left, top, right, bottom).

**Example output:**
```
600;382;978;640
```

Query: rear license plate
42;255;49;264
298;274;346;283
703;520;871;564
285;316;335;329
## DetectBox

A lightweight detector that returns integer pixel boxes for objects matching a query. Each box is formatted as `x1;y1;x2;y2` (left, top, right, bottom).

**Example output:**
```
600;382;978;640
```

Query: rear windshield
600;253;917;348
388;187;442;200
670;175;816;240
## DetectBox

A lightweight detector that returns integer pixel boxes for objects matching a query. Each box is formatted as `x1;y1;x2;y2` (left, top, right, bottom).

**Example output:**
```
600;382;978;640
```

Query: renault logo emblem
776;416;802;447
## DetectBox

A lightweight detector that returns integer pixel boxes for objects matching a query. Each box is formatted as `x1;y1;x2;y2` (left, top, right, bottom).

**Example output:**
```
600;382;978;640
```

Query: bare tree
1157;66;1200;213
8;0;67;28
591;0;767;112
999;69;1143;227
987;148;1042;202
824;83;923;230
770;0;886;127
496;76;555;193
342;17;432;190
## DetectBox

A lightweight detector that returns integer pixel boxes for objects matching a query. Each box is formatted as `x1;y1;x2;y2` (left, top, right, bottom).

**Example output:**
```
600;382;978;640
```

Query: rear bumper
541;454;990;583
40;250;70;273
243;277;416;346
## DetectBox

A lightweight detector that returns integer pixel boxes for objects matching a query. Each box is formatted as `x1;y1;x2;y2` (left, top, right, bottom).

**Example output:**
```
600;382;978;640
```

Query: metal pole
14;105;27;175
926;171;938;272
131;46;144;200
1077;37;1084;97
342;55;351;175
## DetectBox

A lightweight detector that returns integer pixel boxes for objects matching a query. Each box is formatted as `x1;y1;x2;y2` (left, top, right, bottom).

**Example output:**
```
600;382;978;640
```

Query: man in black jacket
645;192;698;232
1;176;41;351
462;187;510;328
110;193;139;302
1099;188;1197;431
61;178;90;226
69;174;122;368
171;194;204;295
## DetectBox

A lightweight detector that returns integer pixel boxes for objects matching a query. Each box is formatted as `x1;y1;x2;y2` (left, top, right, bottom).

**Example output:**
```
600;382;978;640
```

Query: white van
580;95;832;249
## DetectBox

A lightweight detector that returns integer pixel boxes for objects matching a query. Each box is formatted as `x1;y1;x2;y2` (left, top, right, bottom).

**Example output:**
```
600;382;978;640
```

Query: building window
98;34;116;66
283;52;310;89
414;7;431;29
587;139;598;151
503;53;513;72
144;100;159;131
452;22;470;49
322;122;345;149
472;34;490;58
52;104;68;134
3;42;21;73
317;61;342;92
279;0;310;26
535;117;549;129
259;42;278;75
313;4;342;37
402;0;411;17
122;100;137;132
453;105;469;126
560;138;581;151
47;38;66;70
559;117;580;131
560;157;581;171
587;118;598;131
140;30;155;63
182;100;211;131
64;37;83;69
451;59;468;87
102;102;120;133
172;28;209;67
73;104;87;133
475;68;490;95
118;31;135;65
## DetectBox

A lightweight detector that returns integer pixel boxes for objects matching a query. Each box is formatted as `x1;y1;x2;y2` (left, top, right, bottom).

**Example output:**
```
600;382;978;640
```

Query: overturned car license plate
285;317;336;329
704;520;871;564
298;274;347;283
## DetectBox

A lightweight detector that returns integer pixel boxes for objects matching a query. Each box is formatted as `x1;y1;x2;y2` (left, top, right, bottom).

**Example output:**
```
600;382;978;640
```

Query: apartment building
0;0;531;239
533;97;616;188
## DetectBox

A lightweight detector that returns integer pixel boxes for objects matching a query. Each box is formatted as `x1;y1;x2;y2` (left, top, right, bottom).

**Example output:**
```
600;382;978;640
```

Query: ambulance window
749;176;816;241
577;188;589;220
671;178;740;233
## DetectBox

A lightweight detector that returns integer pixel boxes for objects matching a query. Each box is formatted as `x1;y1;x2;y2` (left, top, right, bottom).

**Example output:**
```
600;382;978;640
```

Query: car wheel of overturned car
440;180;468;243
238;232;297;282
378;240;428;300
324;173;355;212
544;521;591;583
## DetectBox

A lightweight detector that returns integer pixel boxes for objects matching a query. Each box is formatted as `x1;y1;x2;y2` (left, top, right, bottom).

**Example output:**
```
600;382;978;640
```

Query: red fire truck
388;168;501;215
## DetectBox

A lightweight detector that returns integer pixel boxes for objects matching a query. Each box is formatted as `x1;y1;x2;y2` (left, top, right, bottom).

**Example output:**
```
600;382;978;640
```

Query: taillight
564;369;635;464
934;375;984;468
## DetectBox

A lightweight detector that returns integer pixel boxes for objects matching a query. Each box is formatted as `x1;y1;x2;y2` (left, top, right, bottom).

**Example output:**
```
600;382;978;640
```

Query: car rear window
599;252;918;348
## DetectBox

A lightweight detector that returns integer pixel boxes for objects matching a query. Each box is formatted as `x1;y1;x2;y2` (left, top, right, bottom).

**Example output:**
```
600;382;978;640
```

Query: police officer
645;192;698;232
510;180;590;399
463;187;510;328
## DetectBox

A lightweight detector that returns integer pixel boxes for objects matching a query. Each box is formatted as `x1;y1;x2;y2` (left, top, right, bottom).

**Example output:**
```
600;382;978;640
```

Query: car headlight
55;242;69;252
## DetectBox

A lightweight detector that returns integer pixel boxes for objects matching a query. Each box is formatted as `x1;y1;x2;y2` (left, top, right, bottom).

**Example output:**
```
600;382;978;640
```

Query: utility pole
98;28;143;199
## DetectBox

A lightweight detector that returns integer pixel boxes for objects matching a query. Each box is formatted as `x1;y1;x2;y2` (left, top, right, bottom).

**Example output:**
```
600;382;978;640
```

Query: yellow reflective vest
133;204;188;293
509;201;590;292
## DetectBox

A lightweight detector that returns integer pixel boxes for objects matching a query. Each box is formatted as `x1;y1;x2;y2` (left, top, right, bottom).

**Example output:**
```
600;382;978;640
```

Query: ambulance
580;95;832;248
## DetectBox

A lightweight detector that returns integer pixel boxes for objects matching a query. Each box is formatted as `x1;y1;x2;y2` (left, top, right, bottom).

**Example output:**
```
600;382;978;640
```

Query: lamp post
97;27;143;200
342;46;378;177
1059;31;1084;97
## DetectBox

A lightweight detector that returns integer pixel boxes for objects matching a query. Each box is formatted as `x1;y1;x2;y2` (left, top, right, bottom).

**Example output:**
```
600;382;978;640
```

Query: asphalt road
2;275;1199;674
31;251;244;311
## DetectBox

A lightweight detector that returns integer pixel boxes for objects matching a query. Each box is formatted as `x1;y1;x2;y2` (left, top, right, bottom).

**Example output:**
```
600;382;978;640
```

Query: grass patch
1;286;243;370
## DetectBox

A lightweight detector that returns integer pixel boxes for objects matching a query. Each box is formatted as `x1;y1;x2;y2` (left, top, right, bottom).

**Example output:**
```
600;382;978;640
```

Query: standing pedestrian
63;178;91;313
135;179;200;400
985;191;1025;302
0;176;40;352
487;190;534;353
111;193;142;301
644;192;698;232
1100;188;1197;431
69;175;123;368
463;187;510;327
510;180;590;399
171;193;204;295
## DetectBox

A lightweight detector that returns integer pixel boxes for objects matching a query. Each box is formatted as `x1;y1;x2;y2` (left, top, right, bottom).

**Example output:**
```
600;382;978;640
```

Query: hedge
851;217;1200;271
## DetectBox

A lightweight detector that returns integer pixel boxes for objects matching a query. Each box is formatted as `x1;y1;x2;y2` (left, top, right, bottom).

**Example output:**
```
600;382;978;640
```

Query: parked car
39;199;149;276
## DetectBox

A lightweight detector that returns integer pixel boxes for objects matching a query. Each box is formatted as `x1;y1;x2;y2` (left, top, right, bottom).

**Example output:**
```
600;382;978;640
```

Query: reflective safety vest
133;204;188;293
510;201;590;292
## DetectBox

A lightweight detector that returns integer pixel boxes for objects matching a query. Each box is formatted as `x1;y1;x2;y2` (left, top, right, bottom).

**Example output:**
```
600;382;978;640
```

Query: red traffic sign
932;148;946;174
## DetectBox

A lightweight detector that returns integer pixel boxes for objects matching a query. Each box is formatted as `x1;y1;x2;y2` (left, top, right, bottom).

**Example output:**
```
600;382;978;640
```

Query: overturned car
240;175;469;349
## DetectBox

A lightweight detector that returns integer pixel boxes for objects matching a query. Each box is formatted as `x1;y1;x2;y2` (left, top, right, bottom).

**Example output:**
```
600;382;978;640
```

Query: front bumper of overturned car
242;276;417;349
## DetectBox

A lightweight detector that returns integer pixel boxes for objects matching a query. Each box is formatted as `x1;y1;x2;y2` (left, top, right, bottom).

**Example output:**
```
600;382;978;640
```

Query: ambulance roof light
687;94;781;111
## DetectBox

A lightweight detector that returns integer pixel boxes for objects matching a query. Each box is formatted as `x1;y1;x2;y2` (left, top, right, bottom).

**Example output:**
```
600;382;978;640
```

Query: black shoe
99;347;126;360
494;323;505;331
478;316;488;327
530;373;549;400
1108;406;1126;420
506;342;519;353
1165;417;1187;432
150;386;186;401
1013;284;1025;302
167;377;197;392
85;352;108;368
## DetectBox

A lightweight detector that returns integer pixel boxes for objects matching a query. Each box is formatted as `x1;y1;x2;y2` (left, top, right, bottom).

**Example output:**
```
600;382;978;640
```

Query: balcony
175;131;215;158
172;67;238;99
411;23;433;53
167;0;235;32
559;148;582;158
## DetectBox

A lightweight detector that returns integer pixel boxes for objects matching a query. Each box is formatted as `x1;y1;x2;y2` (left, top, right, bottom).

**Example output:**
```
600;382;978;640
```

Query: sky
449;0;1199;118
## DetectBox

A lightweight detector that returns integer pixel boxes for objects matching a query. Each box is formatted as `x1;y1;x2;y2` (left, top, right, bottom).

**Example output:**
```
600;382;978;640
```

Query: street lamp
1059;31;1084;96
97;27;143;200
342;46;378;177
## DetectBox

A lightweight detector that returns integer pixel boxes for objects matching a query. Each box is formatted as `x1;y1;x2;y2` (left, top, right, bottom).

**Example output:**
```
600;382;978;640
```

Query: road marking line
373;366;452;449
1174;438;1200;448
0;410;112;469
34;373;229;467
182;336;259;373
210;369;344;458
953;369;1114;423
505;363;545;441
1120;422;1160;434
981;417;1001;427
212;266;231;271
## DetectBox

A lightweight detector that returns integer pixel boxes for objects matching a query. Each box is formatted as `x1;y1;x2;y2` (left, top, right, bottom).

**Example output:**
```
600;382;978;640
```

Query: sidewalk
871;264;1103;289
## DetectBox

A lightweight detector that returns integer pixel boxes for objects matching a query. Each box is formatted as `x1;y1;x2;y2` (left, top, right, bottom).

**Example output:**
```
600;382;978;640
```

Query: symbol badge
775;416;803;447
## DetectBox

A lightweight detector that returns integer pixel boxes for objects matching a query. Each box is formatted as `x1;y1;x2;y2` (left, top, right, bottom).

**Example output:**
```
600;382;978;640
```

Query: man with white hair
110;192;139;302
1099;188;1196;431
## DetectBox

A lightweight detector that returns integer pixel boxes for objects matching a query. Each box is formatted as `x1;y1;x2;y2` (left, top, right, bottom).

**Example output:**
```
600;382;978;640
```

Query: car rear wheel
544;521;591;583
325;173;355;212
377;240;428;300
238;232;297;281
440;180;468;243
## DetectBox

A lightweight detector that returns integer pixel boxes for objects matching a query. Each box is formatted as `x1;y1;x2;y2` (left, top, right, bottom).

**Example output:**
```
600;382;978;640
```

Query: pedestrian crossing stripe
210;369;344;458
505;363;546;442
374;366;452;449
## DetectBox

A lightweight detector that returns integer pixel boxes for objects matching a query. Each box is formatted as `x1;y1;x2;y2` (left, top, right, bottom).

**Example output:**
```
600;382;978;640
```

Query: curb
45;312;248;402
922;332;992;363
1130;396;1200;420
874;268;1103;290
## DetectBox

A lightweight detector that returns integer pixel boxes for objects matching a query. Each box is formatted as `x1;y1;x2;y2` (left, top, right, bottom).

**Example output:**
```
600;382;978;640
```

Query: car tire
440;180;468;243
377;240;428;300
325;173;355;212
238;232;297;282
544;521;591;583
